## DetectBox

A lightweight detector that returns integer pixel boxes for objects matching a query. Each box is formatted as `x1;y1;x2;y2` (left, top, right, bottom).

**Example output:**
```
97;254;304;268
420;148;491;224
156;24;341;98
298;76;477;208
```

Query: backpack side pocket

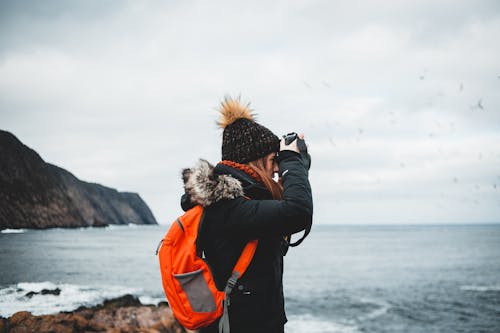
174;268;217;313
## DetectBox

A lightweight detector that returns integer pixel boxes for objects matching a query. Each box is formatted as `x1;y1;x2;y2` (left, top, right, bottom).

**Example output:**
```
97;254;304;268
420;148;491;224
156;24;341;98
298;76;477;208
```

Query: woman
180;97;313;333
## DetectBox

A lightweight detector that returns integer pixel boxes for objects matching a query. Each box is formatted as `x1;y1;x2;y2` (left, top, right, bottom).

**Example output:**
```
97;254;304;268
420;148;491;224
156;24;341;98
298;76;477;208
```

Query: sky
1;0;499;225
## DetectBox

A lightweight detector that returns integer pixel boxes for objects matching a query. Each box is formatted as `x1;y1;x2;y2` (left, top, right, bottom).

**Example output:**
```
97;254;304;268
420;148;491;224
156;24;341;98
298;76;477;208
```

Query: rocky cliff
0;130;157;229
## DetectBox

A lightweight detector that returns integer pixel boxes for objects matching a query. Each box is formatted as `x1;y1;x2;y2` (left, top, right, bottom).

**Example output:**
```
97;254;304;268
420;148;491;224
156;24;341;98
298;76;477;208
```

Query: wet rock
101;294;142;309
25;291;37;298
25;288;62;298
0;317;6;333
41;288;61;296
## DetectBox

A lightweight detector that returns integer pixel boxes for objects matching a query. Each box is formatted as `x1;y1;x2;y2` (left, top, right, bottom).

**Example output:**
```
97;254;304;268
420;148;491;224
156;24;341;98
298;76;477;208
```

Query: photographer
180;96;313;333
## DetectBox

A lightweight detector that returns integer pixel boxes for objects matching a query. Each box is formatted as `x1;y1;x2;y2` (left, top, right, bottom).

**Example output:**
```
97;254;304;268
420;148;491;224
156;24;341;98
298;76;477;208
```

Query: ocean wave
17;281;59;292
105;224;128;230
355;297;391;321
286;314;360;333
1;229;26;234
0;281;140;317
460;285;500;292
138;295;165;306
105;224;157;230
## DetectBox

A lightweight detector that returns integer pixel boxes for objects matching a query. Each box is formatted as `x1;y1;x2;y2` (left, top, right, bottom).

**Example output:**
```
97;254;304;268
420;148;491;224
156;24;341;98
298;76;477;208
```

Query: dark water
283;225;500;332
1;224;499;332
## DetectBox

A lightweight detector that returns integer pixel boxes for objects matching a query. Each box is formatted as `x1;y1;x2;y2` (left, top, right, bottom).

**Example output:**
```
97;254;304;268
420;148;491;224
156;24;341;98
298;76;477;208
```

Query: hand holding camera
280;132;311;170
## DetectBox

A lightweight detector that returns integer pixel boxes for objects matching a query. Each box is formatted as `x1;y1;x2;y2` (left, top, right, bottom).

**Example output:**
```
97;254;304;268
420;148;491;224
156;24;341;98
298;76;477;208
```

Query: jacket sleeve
221;151;313;239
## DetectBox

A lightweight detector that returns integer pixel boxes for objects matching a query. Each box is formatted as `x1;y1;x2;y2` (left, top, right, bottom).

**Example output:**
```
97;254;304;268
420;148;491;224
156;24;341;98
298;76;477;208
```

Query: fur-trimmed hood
182;159;244;207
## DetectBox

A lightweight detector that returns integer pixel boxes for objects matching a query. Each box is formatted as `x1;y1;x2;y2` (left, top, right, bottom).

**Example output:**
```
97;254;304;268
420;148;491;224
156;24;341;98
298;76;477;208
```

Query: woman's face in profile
264;152;279;180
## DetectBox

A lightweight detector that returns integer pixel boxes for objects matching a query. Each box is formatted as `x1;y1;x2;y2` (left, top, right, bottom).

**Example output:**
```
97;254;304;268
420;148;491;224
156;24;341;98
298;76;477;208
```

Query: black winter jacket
180;151;313;333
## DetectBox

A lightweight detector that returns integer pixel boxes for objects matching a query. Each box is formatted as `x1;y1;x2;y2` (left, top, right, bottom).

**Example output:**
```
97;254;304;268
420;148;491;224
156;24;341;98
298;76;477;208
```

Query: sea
1;224;499;333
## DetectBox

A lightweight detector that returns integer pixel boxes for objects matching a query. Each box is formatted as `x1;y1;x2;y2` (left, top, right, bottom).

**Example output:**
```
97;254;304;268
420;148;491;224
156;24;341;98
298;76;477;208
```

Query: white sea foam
105;224;143;230
104;224;133;230
460;285;500;292
1;229;26;234
286;314;360;333
104;225;120;230
0;281;140;317
17;281;59;293
138;295;164;306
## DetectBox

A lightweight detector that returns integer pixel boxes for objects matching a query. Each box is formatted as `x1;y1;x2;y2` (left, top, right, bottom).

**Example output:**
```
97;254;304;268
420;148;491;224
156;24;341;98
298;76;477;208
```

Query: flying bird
470;99;484;110
477;99;484;110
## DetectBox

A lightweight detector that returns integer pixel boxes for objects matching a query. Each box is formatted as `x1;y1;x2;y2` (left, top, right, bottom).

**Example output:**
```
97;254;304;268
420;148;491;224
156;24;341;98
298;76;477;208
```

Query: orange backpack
156;205;257;331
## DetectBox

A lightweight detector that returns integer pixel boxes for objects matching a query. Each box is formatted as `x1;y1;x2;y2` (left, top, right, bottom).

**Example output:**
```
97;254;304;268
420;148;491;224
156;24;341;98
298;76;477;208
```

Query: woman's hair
248;157;283;200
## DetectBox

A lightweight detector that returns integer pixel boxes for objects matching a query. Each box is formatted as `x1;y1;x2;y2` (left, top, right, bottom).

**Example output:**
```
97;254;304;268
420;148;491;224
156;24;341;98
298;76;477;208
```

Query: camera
282;132;311;170
283;132;298;145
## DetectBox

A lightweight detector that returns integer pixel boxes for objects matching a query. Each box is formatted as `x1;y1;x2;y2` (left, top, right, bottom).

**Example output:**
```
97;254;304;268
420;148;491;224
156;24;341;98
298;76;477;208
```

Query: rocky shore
0;295;185;333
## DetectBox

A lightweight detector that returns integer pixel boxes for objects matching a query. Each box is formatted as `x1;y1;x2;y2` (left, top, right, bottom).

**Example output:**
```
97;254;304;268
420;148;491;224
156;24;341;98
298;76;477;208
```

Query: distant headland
0;130;157;230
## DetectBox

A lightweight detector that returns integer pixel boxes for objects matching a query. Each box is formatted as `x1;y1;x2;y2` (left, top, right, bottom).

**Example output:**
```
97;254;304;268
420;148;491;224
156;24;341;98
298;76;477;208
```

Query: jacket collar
182;159;243;207
213;162;271;199
181;159;272;208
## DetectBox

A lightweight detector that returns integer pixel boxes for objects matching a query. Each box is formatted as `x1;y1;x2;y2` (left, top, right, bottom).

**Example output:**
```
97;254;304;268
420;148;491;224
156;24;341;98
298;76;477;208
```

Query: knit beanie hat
217;96;280;164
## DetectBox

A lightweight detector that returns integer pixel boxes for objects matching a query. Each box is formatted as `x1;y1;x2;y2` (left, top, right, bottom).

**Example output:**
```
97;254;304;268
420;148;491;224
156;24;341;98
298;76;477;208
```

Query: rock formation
0;130;157;229
0;295;185;333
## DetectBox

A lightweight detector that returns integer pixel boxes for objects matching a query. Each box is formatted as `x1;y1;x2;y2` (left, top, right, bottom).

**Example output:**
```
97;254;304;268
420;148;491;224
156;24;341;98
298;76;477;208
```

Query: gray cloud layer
1;0;499;224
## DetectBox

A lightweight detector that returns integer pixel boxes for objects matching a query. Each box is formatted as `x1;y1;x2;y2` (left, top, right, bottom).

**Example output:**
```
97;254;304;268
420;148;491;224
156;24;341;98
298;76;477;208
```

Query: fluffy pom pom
216;96;255;129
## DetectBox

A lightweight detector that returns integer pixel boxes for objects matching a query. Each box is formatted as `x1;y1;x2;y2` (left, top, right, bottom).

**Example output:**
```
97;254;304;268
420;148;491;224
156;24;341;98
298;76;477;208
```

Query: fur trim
183;159;243;207
216;96;255;129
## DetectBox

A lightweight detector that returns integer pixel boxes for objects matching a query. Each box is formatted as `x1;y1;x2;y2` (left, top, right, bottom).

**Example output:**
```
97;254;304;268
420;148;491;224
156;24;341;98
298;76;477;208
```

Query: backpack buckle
224;272;240;294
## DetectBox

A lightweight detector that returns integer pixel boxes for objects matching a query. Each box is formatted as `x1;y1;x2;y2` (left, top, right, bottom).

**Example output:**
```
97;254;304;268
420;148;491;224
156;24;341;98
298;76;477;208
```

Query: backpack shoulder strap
232;196;258;277
195;207;207;257
232;240;258;277
220;240;258;333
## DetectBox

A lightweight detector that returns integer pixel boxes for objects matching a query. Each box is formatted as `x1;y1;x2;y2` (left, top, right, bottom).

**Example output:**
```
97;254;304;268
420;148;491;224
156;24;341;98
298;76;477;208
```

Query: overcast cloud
1;0;499;224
